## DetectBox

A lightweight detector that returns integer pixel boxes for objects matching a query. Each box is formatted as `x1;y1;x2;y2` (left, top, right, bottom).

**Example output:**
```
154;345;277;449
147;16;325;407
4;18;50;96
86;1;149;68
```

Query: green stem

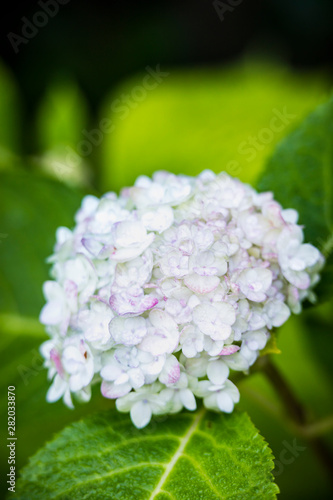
301;415;333;438
259;356;306;424
262;357;333;488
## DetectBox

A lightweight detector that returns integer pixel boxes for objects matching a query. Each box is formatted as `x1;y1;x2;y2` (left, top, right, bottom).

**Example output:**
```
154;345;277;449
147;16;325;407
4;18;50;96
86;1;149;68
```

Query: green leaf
257;96;333;300
14;409;278;500
100;60;327;193
0;317;111;500
257;96;333;245
0;171;84;317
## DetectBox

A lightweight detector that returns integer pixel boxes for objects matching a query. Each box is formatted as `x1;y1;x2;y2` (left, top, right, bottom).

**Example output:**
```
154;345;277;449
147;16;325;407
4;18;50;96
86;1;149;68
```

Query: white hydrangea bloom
41;335;95;409
39;170;323;427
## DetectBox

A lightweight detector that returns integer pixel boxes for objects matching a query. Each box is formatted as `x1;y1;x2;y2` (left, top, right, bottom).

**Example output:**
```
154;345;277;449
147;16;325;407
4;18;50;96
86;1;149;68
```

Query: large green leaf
257;96;333;245
0;317;111;500
257;96;333;300
0;171;84;316
14;409;278;500
100;60;328;193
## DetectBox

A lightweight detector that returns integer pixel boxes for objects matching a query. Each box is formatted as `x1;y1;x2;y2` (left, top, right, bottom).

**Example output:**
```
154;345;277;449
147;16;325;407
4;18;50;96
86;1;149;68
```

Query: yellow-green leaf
100;60;328;193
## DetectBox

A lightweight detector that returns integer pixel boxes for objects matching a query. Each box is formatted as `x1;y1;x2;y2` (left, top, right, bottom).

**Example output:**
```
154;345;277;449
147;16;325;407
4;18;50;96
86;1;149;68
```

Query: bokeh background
0;1;333;499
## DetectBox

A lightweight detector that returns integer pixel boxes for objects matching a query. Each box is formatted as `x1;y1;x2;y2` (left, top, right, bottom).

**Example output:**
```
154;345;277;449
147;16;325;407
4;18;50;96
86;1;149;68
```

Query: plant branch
301;415;333;438
261;356;333;487
259;356;306;424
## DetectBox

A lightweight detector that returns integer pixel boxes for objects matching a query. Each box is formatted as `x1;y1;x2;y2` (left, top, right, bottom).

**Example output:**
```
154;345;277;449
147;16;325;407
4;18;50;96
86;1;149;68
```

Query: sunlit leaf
35;80;90;186
100;60;328;192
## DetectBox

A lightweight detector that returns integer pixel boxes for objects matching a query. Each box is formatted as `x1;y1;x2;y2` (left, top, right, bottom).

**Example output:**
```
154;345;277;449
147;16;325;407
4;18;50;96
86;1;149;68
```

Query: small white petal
180;389;196;410
281;209;298;224
101;381;131;399
129;368;145;388
109;317;147;346
115;372;130;385
130;401;152;428
217;391;234;413
140;205;174;233
46;374;66;403
39;301;64;325
63;388;74;409
216;391;234;413
100;361;123;382
207;360;229;385
116;394;135;412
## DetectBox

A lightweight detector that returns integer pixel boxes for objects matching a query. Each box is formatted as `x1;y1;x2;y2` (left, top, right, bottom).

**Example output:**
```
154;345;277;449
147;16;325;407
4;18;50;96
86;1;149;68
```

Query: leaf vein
149;407;206;499
53;462;164;499
182;453;224;499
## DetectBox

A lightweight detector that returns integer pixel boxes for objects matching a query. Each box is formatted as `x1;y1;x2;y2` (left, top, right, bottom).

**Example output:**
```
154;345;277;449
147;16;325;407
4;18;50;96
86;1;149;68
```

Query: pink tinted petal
101;381;131;399
50;348;64;377
110;293;158;316
159;356;180;385
184;274;220;294
219;345;240;356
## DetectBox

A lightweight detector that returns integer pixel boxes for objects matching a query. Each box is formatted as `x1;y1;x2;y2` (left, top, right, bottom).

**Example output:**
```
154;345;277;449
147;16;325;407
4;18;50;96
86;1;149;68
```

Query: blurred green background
0;1;333;499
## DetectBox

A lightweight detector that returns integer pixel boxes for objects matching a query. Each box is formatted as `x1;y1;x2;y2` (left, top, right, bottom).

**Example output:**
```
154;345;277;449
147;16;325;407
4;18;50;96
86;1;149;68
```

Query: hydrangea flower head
40;170;323;428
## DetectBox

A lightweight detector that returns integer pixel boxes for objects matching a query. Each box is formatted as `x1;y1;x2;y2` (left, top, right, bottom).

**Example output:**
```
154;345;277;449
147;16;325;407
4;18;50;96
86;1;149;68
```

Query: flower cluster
40;170;323;428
